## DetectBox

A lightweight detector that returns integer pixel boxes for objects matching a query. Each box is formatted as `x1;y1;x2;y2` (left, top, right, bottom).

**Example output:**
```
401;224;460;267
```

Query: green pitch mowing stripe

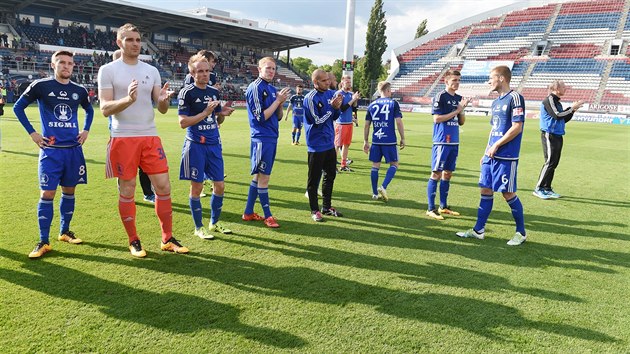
0;107;628;352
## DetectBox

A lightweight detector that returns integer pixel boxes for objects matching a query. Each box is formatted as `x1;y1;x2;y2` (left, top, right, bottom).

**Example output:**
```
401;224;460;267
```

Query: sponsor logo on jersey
60;91;68;97
512;107;523;116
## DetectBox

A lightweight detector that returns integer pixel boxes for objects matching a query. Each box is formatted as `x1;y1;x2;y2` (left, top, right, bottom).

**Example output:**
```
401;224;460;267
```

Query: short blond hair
258;56;275;67
117;23;140;40
377;81;391;93
188;53;208;74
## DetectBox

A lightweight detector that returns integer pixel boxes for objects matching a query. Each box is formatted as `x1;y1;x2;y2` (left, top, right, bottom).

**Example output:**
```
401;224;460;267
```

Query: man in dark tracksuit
533;80;584;199
303;69;343;221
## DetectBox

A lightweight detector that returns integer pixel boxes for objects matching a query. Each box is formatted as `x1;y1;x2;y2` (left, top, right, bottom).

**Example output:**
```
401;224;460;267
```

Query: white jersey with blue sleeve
366;98;402;145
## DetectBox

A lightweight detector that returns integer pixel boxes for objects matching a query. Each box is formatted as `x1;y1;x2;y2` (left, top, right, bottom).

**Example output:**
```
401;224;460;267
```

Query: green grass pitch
0;106;629;352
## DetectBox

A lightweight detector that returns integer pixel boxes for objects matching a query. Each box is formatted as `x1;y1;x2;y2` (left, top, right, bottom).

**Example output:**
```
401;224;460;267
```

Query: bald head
312;69;331;92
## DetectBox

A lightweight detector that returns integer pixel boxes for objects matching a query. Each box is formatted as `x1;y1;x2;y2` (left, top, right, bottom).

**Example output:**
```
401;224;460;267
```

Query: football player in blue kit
285;84;305;145
184;50;218;87
457;65;527;246
14;50;94;258
363;81;405;202
178;54;235;239
242;57;291;228
426;70;470;220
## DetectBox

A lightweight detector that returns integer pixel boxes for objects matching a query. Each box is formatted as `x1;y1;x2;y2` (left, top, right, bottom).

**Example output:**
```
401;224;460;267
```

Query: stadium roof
7;0;321;52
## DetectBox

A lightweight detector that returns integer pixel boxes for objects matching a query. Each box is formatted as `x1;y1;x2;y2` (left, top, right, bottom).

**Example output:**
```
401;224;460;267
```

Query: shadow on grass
32;244;619;344
0;248;306;349
222;235;583;303
238;207;630;273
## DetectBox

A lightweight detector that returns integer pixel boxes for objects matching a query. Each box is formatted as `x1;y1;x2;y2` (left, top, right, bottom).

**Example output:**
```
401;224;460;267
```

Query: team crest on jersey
433;101;439;107
259;161;267;171
262;90;268;99
179;99;185;106
492;116;500;129
502;105;507;111
54;103;73;121
317;101;323;109
191;167;199;179
40;173;49;184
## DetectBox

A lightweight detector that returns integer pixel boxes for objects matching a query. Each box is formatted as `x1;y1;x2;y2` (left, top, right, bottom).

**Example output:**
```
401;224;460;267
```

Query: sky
126;0;523;65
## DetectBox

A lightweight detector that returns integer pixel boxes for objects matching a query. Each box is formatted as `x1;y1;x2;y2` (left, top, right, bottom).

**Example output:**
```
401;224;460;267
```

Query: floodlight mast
342;0;356;86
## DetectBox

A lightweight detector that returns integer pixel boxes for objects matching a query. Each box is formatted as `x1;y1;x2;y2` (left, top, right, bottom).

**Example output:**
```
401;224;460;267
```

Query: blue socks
474;194;494;233
427;178;438;211
296;131;301;142
211;193;224;225
370;167;379;195
244;180;258;215
507;196;526;236
38;198;54;244
439;180;450;208
59;193;75;234
291;132;296;143
189;197;203;228
258;188;271;218
382;165;398;189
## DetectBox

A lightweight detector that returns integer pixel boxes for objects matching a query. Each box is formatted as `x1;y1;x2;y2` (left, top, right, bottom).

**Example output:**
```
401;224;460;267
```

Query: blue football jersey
15;77;92;147
178;84;222;145
431;90;461;145
335;90;355;124
487;90;525;160
289;94;305;118
366;98;402;145
303;89;340;152
246;77;280;143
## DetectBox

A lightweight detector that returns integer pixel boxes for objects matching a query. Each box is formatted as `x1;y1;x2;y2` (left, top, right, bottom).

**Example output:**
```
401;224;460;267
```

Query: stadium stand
388;0;630;112
0;0;317;102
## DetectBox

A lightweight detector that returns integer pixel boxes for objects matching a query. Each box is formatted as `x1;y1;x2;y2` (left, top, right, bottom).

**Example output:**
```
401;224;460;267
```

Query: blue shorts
39;146;87;190
479;157;518;193
293;115;303;129
369;144;399;163
431;144;458;172
180;141;224;183
250;141;277;175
